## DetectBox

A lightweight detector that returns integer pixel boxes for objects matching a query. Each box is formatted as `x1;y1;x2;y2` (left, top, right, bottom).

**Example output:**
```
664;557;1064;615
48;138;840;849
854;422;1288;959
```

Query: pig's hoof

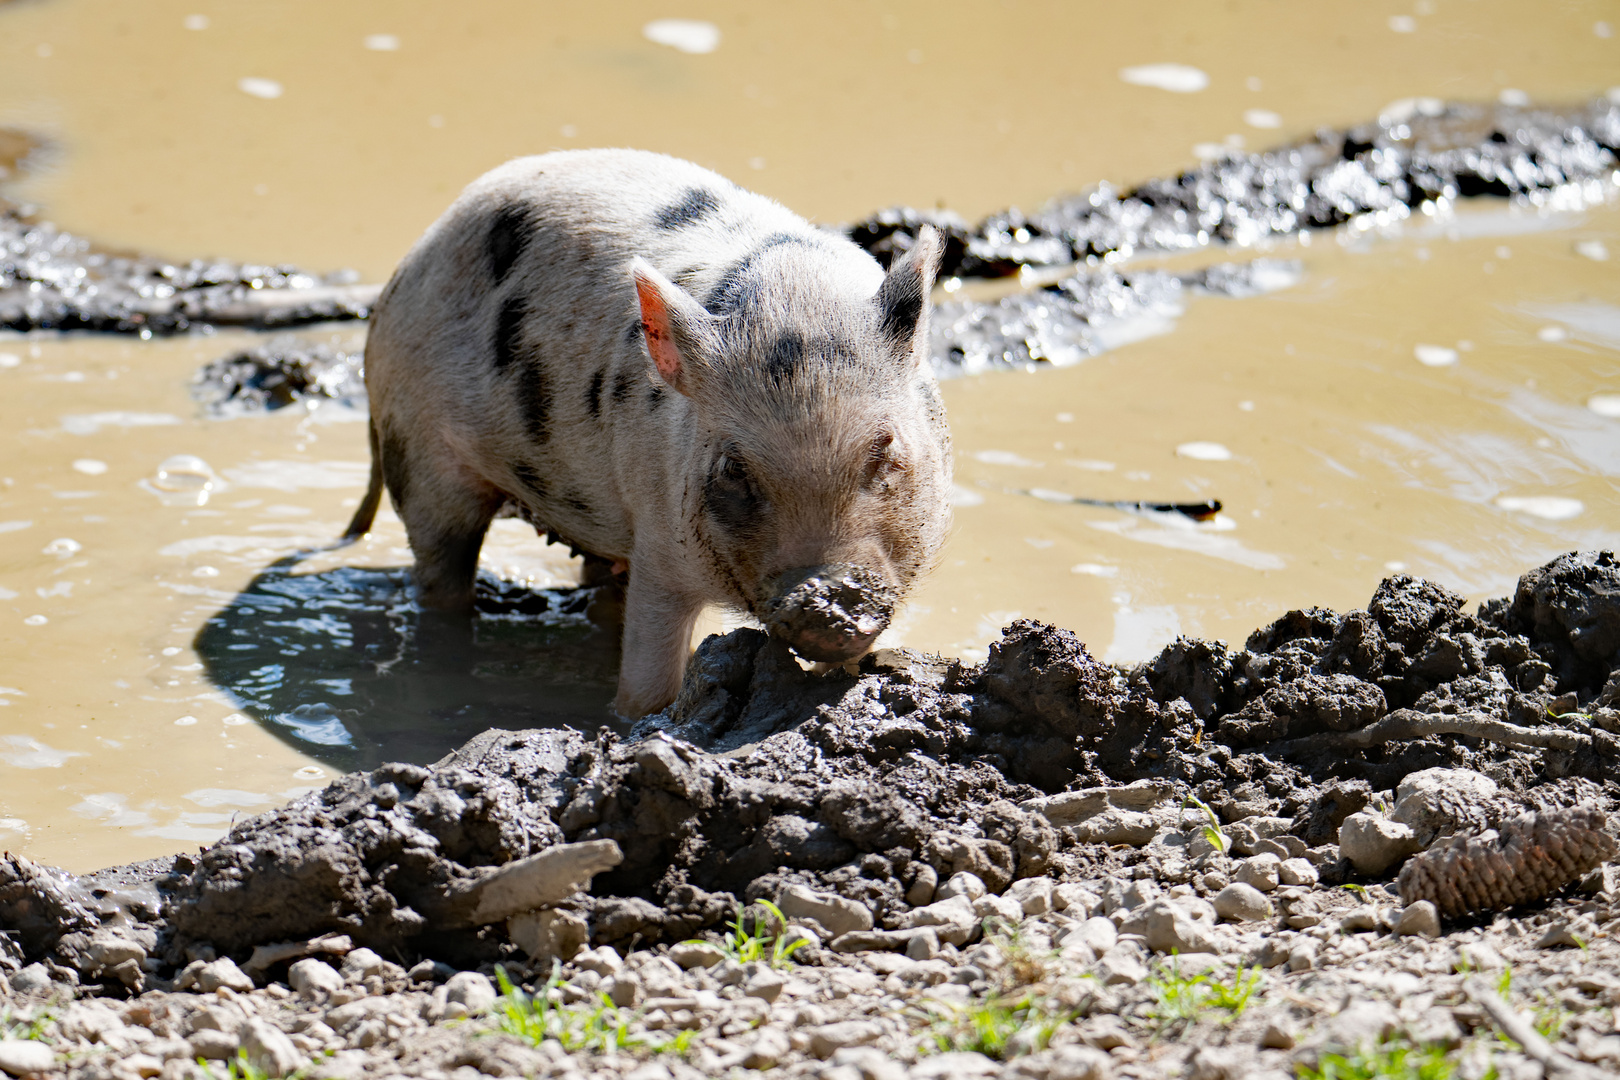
760;564;894;663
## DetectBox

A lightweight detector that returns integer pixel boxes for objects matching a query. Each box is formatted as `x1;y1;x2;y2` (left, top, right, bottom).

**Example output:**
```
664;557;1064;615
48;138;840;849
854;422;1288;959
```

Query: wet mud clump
191;336;366;416
4;551;1616;993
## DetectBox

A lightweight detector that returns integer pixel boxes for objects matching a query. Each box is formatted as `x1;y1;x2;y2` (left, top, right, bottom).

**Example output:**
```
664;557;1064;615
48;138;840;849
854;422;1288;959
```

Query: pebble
904;864;938;906
193;957;255;994
7;965;51;995
1395;900;1442;939
1005;875;1054;915
1213;882;1273;922
806;1019;883;1058
934;871;986;902
1136;899;1217;955
288;957;344;1000
1233;854;1281;892
971;891;1024;925
667;942;725;969
443;971;497;1013
241;1018;304;1078
1277;857;1318;887
897;895;978;946
0;1040;56;1077
1338;810;1422;875
188;1029;240;1061
777;884;875;938
909;1050;999;1077
572;946;623;976
339;947;386;982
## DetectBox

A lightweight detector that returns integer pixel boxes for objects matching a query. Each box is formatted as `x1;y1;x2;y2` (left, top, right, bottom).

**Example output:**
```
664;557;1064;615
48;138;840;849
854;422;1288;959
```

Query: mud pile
3;551;1616;993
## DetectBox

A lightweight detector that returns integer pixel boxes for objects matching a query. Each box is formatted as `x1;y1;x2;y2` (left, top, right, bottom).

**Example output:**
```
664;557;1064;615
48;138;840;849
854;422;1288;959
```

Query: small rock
1052;883;1101;916
806;1020;883;1058
1096;949;1147;986
187;1029;240;1061
1277;858;1319;887
1535;914;1596;950
1005;876;1054;915
623;1064;673;1080
905;864;938;906
1338;810;1422;875
1395;900;1441;939
667;941;725;969
572;946;623;976
1286;940;1318;972
1131;899;1217;955
508;908;589;964
6;966;51;996
193;958;254;994
1259;1021;1296;1049
935;871;987;902
288;958;344;1001
909;1050;1000;1077
1058;916;1117;957
777;884;874;938
1080;1015;1136;1050
778;925;820;959
240;1019;303;1079
1031;1044;1113;1080
1339;905;1379;932
444;971;497;1013
1187;1046;1249;1080
897;895;978;946
123;1054;163;1079
1213;883;1273;923
905;929;940;961
1233;854;1282;893
0;1040;55;1077
1326;999;1399;1050
339;948;384;983
743;966;787;1003
1391;767;1498;845
972;892;1024;926
831;1046;907;1080
742;1026;791;1070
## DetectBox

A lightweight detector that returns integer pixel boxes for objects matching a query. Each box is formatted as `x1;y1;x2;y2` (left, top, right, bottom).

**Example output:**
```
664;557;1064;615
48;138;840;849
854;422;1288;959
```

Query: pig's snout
759;563;894;663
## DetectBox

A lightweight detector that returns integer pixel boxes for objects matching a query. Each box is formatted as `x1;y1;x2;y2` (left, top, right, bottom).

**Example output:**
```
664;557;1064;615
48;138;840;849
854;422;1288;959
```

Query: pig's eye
705;450;764;533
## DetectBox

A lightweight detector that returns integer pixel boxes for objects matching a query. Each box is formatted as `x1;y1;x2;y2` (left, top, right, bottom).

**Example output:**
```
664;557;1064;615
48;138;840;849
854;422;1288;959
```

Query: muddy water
1;0;1617;871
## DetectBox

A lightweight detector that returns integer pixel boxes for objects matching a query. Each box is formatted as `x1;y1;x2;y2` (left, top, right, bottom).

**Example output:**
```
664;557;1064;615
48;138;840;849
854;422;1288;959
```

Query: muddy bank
3;550;1616;983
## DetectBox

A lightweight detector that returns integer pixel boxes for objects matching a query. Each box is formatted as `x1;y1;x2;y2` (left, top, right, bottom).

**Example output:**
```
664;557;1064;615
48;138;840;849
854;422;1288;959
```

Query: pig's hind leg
380;427;505;613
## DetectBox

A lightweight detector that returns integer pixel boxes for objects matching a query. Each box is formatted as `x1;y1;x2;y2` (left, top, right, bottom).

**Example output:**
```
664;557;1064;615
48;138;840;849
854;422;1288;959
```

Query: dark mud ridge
3;550;1617;992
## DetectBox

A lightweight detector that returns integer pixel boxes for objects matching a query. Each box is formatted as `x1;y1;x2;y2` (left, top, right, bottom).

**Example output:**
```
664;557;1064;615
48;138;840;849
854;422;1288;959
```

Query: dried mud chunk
1369;574;1468;655
1245;607;1340;655
1508;550;1620;676
1217;673;1385;746
981;620;1123;739
1292;780;1372;847
1396;805;1618;917
818;784;931;852
0;854;102;959
1321;611;1388;680
979;800;1059;880
1140;638;1236;718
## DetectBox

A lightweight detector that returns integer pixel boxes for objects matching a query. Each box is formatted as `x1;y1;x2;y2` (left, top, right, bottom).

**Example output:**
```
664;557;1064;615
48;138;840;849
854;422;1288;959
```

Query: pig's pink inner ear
634;269;684;388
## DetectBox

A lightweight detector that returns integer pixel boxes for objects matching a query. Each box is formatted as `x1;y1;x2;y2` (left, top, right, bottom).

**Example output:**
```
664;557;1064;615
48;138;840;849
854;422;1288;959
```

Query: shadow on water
194;555;625;772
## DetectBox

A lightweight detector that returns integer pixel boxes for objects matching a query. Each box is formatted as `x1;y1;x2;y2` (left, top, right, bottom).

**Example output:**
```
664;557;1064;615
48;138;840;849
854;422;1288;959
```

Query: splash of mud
3;550;1615;985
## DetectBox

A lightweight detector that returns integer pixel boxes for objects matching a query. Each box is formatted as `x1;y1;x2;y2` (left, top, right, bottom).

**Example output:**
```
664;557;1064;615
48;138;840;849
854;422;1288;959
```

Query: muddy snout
759;564;895;663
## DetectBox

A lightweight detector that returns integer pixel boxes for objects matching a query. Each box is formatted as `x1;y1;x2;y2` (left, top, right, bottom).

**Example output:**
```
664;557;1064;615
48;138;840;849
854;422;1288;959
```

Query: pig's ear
874;224;944;362
631;257;718;395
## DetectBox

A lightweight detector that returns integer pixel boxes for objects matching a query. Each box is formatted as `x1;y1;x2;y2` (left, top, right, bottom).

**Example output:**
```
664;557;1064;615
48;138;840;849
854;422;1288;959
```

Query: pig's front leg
614;559;703;718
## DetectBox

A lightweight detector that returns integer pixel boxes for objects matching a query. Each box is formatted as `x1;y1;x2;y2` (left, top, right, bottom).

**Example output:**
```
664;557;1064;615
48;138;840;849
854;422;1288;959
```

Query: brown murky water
1;0;1617;871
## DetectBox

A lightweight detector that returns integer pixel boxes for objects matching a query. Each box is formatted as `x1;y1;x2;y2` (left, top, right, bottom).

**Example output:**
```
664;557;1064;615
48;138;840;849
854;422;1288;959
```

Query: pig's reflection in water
193;554;624;771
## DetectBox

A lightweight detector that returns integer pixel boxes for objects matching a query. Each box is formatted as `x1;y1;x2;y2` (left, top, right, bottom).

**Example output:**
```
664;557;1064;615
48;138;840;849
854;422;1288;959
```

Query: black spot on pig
653;187;721;231
586;370;604;420
766;333;803;385
704;233;816;314
493;296;528;371
512;462;548;502
486;204;533;284
612;371;634;406
647;383;666;411
514;360;550;444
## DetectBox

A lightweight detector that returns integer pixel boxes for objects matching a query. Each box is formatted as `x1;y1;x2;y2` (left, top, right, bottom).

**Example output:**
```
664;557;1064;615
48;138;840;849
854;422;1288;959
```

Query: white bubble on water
221;713;251;727
193;565;220;577
174;715;199;726
1588;393;1620;418
1071;563;1119;577
974;449;1043;467
363;34;400;51
1498;88;1530;107
1414;344;1458;367
949;484;984;507
42;537;81;557
642;19;721;54
294;765;326;780
1388;15;1417;33
1244;109;1281;129
23;615;47;626
1537;326;1568;343
71;459;107;475
1384;561;1407;572
1119;63;1208;93
238;77;284;100
1175;441;1232;461
1494;495;1584;521
0;353;19;368
0;735;80;767
1574;240;1609;261
182;14;208;30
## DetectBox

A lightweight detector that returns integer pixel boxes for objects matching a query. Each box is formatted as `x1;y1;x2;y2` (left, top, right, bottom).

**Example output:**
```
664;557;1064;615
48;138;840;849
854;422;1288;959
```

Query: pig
342;149;951;717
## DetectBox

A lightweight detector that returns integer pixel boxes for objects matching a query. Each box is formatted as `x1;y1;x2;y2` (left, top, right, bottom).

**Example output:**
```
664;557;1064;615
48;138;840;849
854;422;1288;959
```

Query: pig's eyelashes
704;450;765;533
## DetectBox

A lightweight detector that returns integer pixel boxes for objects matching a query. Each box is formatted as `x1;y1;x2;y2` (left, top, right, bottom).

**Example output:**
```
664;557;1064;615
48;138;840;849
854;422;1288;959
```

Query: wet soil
4;550;1616;977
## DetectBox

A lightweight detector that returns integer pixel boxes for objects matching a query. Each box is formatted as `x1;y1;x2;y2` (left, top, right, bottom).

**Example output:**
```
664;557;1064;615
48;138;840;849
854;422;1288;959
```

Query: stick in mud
1013;487;1223;522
